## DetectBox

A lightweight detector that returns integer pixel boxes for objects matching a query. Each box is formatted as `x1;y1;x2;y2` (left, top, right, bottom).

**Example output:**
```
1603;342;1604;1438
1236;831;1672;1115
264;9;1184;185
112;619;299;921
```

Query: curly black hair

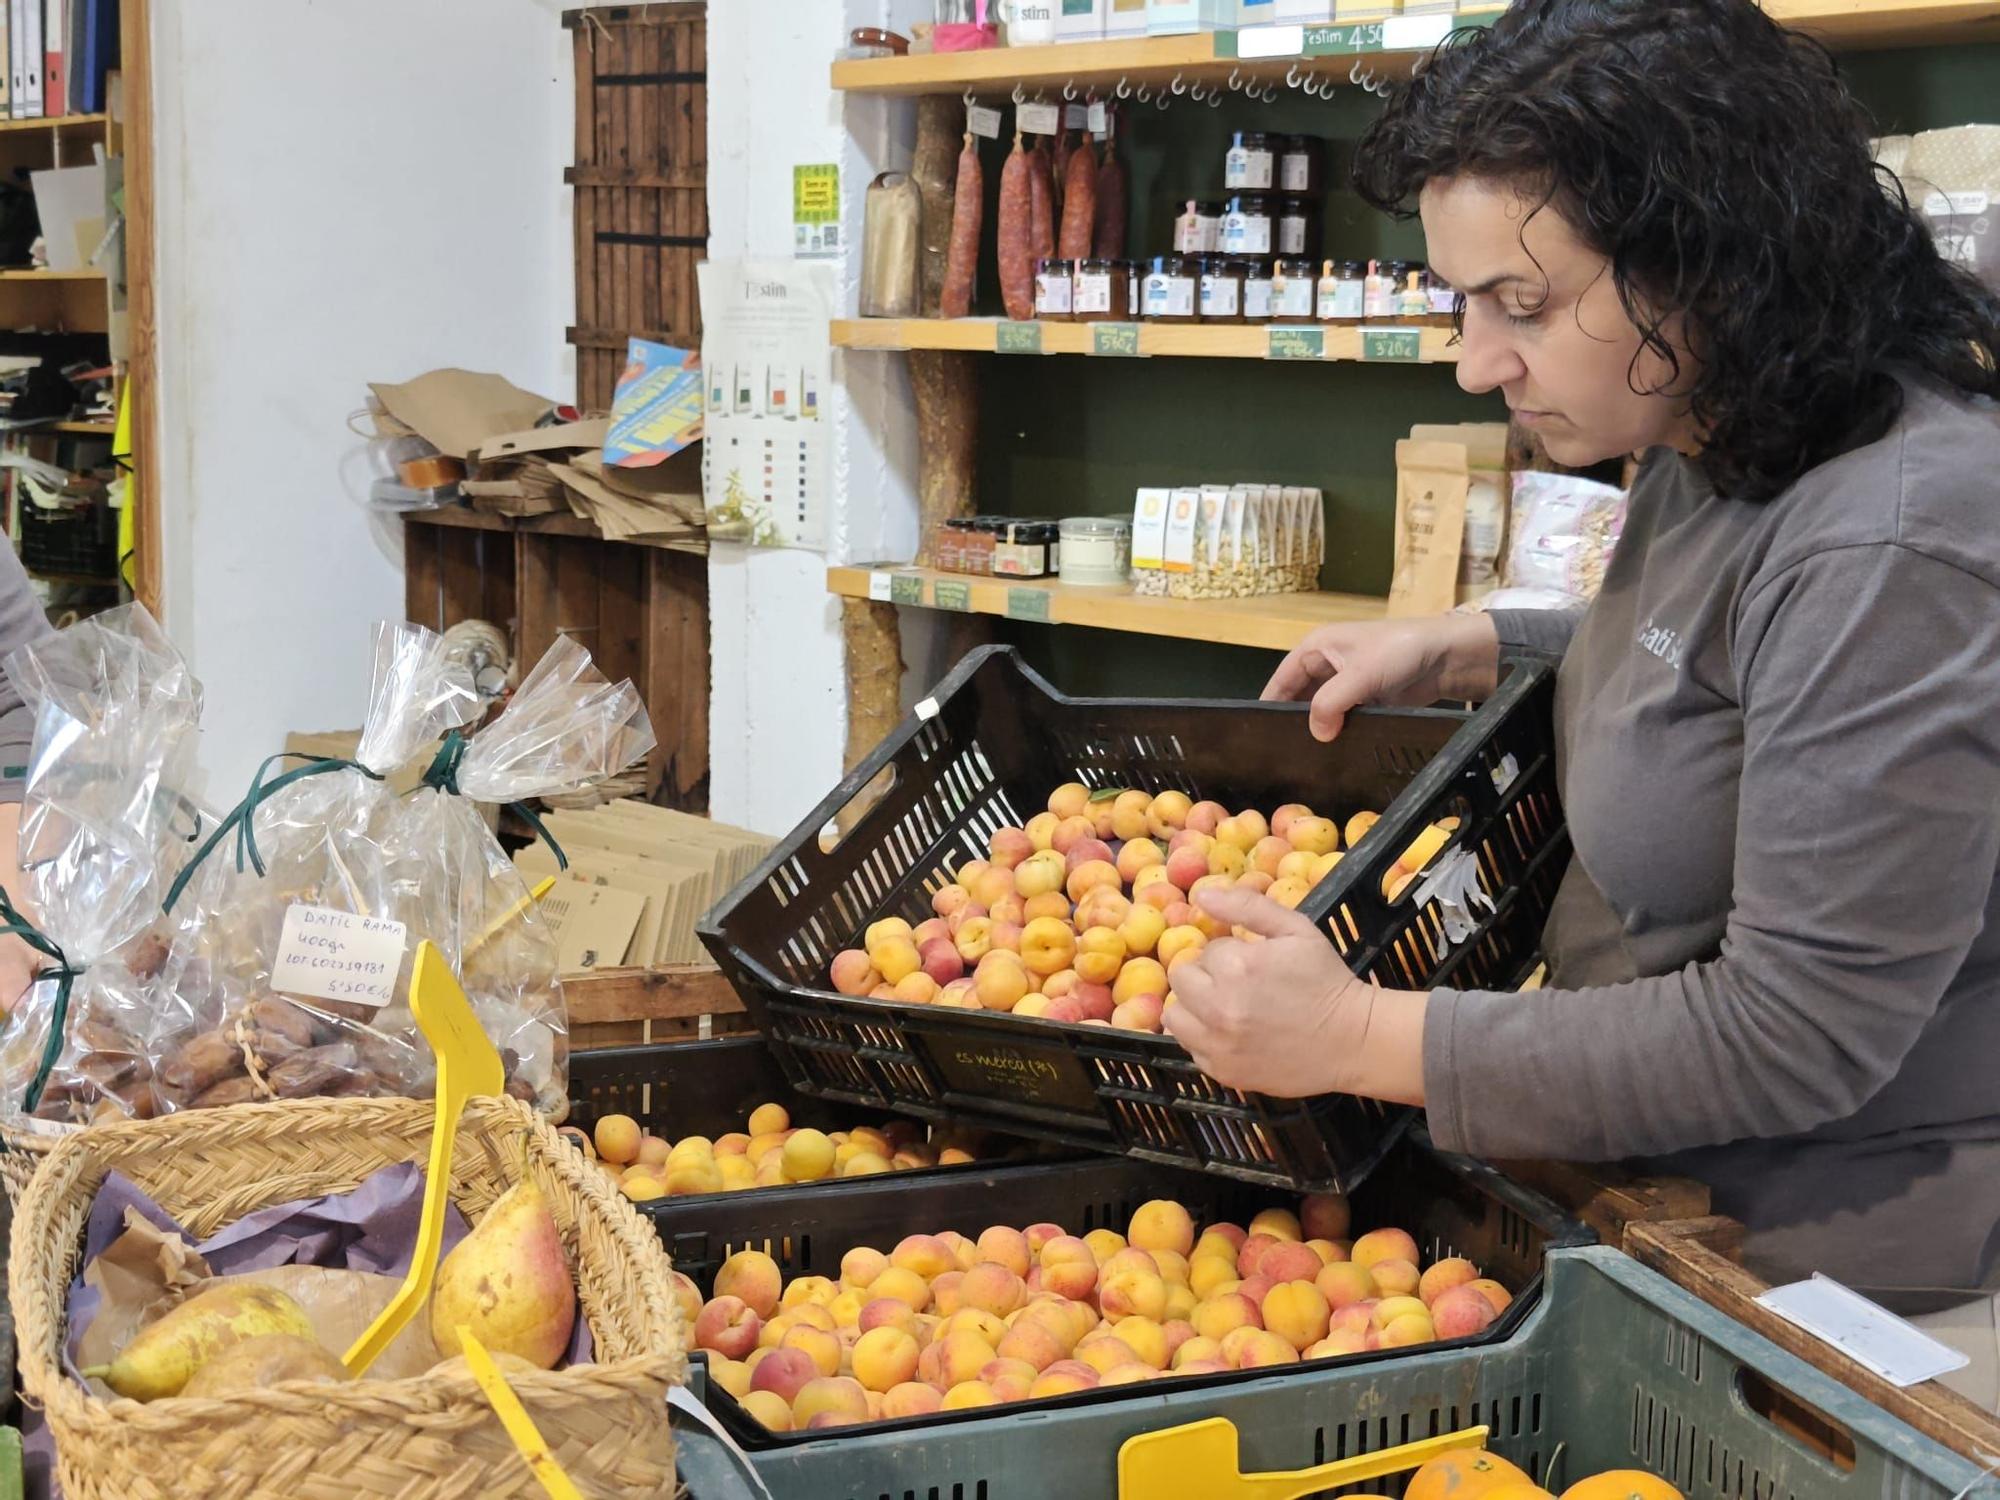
1353;0;2000;501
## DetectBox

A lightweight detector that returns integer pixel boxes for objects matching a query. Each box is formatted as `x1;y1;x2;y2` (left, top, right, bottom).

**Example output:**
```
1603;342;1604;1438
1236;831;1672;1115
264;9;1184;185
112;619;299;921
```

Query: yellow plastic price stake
1119;1420;1488;1500
461;1326;583;1500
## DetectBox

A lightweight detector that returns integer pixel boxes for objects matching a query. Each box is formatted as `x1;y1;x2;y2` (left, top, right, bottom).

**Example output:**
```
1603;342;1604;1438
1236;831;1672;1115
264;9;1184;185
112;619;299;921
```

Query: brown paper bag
1388;440;1470;618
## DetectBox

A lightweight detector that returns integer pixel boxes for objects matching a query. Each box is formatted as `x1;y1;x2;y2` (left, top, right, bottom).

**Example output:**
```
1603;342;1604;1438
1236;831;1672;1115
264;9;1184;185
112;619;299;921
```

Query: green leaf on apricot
1088;787;1127;804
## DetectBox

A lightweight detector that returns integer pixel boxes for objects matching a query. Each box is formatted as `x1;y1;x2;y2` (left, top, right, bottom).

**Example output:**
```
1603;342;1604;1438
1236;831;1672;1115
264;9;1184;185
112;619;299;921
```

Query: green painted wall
956;42;2000;701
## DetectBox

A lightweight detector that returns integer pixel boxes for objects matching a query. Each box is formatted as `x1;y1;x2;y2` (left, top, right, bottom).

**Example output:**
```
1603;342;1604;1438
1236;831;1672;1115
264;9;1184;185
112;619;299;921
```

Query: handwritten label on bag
1017;101;1060;136
968;105;1003;140
271;904;408;1008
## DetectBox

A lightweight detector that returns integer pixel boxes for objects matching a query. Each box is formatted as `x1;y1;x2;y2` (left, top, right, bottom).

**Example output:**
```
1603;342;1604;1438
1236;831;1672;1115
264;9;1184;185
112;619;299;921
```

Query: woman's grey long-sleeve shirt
1424;379;2000;1312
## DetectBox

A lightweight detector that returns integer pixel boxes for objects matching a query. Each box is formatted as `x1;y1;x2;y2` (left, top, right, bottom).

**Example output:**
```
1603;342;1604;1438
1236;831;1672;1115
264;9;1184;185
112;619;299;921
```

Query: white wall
704;0;928;837
151;0;575;796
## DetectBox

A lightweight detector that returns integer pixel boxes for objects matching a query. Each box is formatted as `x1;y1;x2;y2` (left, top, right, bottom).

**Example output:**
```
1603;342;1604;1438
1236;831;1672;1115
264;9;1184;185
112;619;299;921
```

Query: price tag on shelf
1064;102;1089;130
867;570;893;602
1086;100;1107;135
1267;325;1326;361
1303;22;1385;55
890;573;925;606
968;104;1003;140
1360;328;1424;363
1236;23;1306;59
1382;12;1454;50
1090;323;1143;357
997;321;1045;355
1006;587;1053;623
934;580;974;612
1017;101;1060;136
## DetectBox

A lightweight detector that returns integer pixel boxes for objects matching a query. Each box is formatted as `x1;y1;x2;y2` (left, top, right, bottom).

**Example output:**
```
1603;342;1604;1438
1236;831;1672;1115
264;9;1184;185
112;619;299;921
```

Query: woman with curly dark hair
1166;0;2000;1404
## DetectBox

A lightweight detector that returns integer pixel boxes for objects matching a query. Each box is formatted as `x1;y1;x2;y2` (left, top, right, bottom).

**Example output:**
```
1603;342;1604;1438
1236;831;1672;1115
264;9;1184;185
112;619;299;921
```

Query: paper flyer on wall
696;259;832;550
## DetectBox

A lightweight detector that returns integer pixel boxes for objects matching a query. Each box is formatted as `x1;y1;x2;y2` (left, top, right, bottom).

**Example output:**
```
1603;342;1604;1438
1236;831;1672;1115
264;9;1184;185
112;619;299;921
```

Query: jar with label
1241;261;1275;322
1363;260;1402;320
1072;257;1129;321
1224;131;1276;191
1198;258;1245;324
1035;257;1075;320
1316;259;1366;322
1276;199;1318;260
1125;260;1144;316
1278;135;1324;196
1171;200;1224;255
1221;194;1275;259
1059;516;1133;587
995;520;1059;579
1141;255;1199;321
959;518;998;575
934;518;968;573
1426;271;1459;327
1397;267;1429;321
1270;257;1316;321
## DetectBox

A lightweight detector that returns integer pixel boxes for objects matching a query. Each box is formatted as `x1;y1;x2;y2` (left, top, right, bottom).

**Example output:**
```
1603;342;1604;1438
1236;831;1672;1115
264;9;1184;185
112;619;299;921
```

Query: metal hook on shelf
1135;80;1151;102
1170;71;1187;95
1116;74;1131;99
1189;80;1208;101
964;86;978;109
1156;88;1172;110
1351;58;1367;84
1063;78;1078;101
1013;81;1028;105
1228;66;1243;90
1286;62;1302;87
1206;89;1223;108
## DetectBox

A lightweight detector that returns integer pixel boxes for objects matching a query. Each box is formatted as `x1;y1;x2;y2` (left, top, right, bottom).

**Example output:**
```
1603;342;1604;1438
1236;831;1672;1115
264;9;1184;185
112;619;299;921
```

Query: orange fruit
1406;1450;1533;1500
1486;1488;1557;1500
1560;1475;1684;1500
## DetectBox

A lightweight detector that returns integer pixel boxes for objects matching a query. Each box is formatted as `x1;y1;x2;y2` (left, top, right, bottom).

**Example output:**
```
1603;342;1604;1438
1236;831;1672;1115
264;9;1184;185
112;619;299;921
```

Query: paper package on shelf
0;605;205;1132
1130;482;1324;601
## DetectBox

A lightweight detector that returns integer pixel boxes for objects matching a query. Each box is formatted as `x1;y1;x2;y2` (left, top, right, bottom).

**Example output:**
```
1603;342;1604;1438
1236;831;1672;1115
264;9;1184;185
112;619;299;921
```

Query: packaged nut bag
153;624;655;1118
0;604;205;1128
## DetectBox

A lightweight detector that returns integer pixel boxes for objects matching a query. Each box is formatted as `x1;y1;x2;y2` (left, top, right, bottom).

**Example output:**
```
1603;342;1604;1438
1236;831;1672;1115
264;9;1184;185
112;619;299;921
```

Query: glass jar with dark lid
1141;254;1200;322
1225;130;1276;191
1276;199;1319;261
1242;261;1276;323
1278;135;1325;196
1270;257;1317;321
1198;257;1246;325
1034;257;1075;321
1072;257;1130;322
1221;194;1276;260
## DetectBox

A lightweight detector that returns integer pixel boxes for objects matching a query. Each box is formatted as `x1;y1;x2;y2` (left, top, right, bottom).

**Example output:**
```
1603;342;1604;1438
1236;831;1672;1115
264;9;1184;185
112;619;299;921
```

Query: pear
429;1181;577;1369
181;1332;350;1397
83;1283;315;1401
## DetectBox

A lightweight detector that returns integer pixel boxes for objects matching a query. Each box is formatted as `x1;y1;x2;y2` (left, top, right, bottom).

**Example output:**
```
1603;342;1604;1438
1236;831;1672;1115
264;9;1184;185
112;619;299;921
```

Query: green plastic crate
671;1247;2000;1500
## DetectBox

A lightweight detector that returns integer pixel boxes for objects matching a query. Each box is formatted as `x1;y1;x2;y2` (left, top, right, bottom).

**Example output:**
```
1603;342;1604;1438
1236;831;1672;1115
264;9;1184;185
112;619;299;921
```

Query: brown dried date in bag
266;1044;363;1098
157;1030;248;1096
190;1076;266;1110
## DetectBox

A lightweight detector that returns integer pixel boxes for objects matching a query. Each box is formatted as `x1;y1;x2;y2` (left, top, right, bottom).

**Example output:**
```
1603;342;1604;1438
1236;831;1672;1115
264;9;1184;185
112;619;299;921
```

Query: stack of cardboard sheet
515;801;773;975
551;448;705;552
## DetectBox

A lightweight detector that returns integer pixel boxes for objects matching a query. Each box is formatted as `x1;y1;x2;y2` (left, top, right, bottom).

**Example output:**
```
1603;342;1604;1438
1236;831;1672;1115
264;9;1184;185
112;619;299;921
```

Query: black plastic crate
698;1121;1594;1452
17;494;115;579
697;645;1570;1192
566;1038;1056;1286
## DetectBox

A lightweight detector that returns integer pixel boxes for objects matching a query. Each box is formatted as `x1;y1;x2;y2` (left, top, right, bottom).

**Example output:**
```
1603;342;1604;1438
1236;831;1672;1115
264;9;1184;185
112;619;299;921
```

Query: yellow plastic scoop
1118;1419;1489;1500
460;1325;582;1500
343;940;506;1376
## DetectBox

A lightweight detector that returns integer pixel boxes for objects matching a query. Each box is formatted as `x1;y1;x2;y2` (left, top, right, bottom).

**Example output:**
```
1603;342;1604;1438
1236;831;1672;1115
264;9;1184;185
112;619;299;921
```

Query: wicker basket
0;1123;52;1203
11;1094;687;1500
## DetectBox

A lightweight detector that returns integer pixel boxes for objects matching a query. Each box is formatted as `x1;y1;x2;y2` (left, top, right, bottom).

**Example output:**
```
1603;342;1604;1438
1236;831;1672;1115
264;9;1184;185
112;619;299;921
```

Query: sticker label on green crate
1005;587;1052;622
997;321;1044;354
1360;328;1424;363
1266;325;1324;361
1089;323;1143;357
890;573;925;606
934;580;973;612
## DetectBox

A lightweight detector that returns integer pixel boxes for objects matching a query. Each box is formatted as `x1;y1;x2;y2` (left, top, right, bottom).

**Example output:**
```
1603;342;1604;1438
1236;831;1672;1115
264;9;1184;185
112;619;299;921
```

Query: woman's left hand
1164;884;1430;1104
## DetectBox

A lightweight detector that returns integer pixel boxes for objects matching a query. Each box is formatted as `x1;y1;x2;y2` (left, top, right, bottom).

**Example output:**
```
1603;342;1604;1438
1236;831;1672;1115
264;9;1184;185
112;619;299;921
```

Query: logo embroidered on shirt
1636;617;1685;668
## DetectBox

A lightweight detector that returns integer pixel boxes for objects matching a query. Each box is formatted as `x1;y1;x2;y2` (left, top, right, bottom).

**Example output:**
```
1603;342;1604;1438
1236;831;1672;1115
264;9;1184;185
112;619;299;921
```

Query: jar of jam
1221;194;1275;259
1073;257;1130;321
1364;260;1404;319
1276;200;1319;260
1397;267;1430;321
1317;259;1367;322
995;520;1060;579
1224;131;1276;191
1278;135;1324;196
1141;255;1199;322
1172;200;1224;255
1426;271;1459;327
1198;257;1245;324
1270;257;1316;321
959;518;998;575
1124;259;1144;315
1242;261;1276;322
934;518;967;572
1035;257;1075;320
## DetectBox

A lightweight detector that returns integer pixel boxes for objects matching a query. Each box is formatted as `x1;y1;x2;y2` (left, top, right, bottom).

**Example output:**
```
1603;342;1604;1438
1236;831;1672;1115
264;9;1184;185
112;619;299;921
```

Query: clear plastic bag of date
0;603;206;1127
152;624;652;1117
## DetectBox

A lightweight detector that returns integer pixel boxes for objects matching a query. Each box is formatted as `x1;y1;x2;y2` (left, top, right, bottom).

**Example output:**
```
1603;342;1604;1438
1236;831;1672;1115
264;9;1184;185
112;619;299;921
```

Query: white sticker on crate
270;904;407;1008
1413;848;1492;945
915;697;940;721
1489;752;1520;794
1757;1276;1970;1387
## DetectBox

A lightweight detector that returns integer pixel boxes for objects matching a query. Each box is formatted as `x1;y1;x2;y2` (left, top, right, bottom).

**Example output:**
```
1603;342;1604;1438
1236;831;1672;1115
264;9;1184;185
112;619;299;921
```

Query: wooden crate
565;963;748;1050
565;3;707;411
403;508;709;809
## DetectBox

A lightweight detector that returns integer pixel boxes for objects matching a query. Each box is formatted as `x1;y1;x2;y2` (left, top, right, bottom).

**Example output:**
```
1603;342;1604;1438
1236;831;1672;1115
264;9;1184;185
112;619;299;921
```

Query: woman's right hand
1263;613;1502;741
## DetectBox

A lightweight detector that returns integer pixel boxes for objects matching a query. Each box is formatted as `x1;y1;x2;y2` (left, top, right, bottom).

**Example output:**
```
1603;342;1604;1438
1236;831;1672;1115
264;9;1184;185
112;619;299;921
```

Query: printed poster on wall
696;259;833;550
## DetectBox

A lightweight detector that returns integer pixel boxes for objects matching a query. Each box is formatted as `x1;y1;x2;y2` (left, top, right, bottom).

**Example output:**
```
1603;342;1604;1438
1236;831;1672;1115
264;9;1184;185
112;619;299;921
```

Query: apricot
1013;848;1068;900
1191;1292;1263;1342
792;1375;870;1426
870;1268;932;1313
1100;1267;1168;1322
1432;1285;1502;1340
1066;859;1123;905
850;1326;920;1392
694;1296;762;1360
1262;1280;1332;1351
1190;1254;1240;1301
781;1323;843;1378
870;936;922;986
1379;1311;1436;1348
932;882;972;919
961;1262;1028;1318
1351;1228;1421;1273
1028;1365;1099;1398
973;950;1030;1012
1147;791;1193;837
1072;926;1126;984
1185;800;1227;835
1247;835;1291;878
1371;1258;1421;1299
1467;1279;1514;1315
1344;810;1379;848
1106;790;1150;841
715;1251;784;1318
971;866;1017;910
1259;1243;1323;1287
936;1329;998;1388
1127;1199;1195;1257
841;1246;889;1290
1064;837;1115;874
1018;917;1079;978
1164;845;1210;893
995;1318;1067;1372
1048;782;1092;820
1299;1193;1351;1243
988;827;1035;869
1316;1261;1377;1311
1113;958;1169;1005
739;1388;794;1430
881;1380;943;1419
593;1114;642;1165
1039;1238;1099;1302
980;1356;1038;1402
1050;815;1096;854
1074;888;1133;933
1023;892;1073;924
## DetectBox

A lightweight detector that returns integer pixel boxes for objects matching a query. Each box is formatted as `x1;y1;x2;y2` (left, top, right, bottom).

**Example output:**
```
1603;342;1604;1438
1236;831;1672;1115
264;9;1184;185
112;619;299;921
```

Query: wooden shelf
830;564;1383;650
832;317;1459;363
831;3;2000;95
51;420;113;434
0;112;106;134
402;504;702;552
0;268;104;281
